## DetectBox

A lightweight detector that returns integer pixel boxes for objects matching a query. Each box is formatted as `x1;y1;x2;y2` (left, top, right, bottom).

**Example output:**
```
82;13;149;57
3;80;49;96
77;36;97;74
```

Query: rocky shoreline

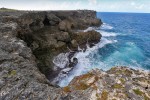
0;10;102;84
0;10;149;100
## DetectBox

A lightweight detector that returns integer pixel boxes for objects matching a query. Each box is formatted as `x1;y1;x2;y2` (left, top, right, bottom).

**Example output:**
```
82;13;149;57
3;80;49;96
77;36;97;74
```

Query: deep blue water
59;12;150;87
97;12;150;70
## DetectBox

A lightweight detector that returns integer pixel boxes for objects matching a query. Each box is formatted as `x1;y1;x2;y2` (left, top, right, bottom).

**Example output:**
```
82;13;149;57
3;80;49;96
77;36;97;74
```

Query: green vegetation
120;78;125;84
74;82;89;90
133;88;150;100
9;70;17;76
133;89;143;96
100;90;108;100
0;7;17;11
113;84;123;89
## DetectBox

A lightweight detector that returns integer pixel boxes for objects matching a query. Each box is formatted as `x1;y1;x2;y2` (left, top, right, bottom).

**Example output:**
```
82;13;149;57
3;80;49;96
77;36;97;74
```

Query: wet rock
71;39;78;49
53;53;69;69
69;58;78;68
13;10;102;81
73;30;101;48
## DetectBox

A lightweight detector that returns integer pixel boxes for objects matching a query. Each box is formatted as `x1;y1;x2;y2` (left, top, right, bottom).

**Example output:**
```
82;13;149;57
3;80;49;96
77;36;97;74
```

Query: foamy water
59;24;118;87
58;12;150;86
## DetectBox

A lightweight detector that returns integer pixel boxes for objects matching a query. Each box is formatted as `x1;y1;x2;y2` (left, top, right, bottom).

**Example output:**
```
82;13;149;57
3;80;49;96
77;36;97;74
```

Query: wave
53;53;69;69
101;23;113;30
58;37;117;87
83;27;95;32
98;30;118;37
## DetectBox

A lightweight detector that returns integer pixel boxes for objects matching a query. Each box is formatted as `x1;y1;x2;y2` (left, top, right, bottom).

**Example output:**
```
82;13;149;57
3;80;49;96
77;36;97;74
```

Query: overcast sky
0;0;150;13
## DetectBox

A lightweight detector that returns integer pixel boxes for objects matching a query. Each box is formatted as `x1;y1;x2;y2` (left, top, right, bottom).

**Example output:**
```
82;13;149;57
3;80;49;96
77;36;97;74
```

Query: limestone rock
58;19;73;32
62;67;150;100
71;39;78;49
47;13;61;26
56;32;70;42
73;30;102;48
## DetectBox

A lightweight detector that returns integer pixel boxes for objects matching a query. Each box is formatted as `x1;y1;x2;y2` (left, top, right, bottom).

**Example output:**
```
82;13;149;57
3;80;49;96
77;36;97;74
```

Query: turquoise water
59;12;150;86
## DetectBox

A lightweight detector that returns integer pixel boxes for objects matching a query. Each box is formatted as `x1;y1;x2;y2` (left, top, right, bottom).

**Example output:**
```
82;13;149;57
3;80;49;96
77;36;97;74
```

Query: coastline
0;10;149;100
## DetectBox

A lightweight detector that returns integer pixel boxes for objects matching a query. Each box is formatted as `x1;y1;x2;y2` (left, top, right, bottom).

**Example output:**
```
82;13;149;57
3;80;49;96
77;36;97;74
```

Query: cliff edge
0;10;149;100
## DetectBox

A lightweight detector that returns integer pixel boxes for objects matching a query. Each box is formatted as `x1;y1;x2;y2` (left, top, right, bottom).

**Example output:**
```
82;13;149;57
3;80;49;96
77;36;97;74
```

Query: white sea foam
59;23;119;87
58;37;117;87
101;23;113;30
98;30;117;37
83;27;95;32
53;53;69;69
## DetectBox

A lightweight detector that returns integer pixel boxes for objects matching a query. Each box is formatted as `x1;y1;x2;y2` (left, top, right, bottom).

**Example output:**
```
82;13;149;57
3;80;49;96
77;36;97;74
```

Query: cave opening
16;26;58;85
43;16;50;26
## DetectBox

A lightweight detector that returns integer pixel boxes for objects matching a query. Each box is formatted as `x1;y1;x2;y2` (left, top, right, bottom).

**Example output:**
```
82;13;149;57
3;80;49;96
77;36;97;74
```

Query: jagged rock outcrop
7;10;102;83
0;15;61;100
0;10;149;100
0;10;102;99
62;67;150;100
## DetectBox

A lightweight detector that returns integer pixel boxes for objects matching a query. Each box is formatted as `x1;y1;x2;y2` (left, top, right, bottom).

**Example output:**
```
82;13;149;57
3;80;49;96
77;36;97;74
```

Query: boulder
55;41;67;50
73;30;101;47
56;32;70;42
58;19;73;32
71;39;78;49
47;13;61;26
29;19;44;31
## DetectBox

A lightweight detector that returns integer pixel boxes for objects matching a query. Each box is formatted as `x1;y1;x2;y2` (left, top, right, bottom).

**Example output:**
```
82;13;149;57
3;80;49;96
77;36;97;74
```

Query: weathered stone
73;30;101;48
47;13;61;26
59;19;72;32
71;39;78;49
2;10;149;100
64;67;150;100
56;32;70;42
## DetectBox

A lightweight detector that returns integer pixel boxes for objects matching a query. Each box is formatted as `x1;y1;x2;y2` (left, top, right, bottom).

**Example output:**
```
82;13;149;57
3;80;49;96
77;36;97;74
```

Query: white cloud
131;2;135;6
0;0;150;13
135;4;144;9
88;0;97;5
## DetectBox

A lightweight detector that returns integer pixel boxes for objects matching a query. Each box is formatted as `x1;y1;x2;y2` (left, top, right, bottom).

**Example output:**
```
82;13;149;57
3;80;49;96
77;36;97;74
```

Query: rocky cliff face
0;10;149;100
2;10;102;83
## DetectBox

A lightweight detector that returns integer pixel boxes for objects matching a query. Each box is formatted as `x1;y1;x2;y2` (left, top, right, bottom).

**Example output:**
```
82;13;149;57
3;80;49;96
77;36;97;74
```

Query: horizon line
1;7;150;14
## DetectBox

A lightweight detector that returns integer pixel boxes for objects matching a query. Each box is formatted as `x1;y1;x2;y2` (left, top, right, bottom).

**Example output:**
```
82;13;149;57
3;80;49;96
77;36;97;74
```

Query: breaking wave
101;23;113;30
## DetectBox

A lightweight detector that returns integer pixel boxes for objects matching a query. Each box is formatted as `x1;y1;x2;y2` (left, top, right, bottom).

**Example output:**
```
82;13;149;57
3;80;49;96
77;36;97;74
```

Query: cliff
0;10;149;100
1;10;102;83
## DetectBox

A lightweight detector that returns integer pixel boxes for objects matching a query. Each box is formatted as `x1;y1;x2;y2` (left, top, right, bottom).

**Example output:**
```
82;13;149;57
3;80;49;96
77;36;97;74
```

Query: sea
59;12;150;87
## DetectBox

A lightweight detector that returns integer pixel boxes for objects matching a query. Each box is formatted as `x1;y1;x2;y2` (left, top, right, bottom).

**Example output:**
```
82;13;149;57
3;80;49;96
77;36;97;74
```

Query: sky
0;0;150;13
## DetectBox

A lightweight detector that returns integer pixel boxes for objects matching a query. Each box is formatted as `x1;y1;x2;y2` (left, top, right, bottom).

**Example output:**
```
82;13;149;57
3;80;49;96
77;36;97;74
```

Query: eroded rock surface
0;13;62;100
10;10;102;82
62;67;150;100
0;10;149;100
0;10;102;99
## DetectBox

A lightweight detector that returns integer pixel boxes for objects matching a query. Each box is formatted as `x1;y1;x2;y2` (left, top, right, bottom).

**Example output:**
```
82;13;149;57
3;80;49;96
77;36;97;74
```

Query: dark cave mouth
16;17;57;82
43;16;51;26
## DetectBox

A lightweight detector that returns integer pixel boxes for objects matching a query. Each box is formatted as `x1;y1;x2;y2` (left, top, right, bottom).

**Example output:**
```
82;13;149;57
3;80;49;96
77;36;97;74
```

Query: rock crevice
12;10;102;83
0;10;149;100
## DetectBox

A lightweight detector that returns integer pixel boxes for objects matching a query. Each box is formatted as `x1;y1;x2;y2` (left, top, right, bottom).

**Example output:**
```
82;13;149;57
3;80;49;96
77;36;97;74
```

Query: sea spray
58;37;117;87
